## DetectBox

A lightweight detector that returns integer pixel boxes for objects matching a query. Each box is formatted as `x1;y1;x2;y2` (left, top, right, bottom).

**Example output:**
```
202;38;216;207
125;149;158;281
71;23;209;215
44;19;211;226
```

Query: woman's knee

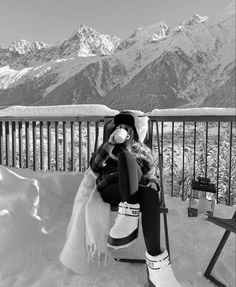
118;150;135;164
118;150;142;181
118;150;139;171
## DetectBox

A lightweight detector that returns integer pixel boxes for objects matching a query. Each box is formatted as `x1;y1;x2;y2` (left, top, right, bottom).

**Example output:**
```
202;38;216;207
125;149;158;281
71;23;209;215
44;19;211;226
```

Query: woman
90;111;181;287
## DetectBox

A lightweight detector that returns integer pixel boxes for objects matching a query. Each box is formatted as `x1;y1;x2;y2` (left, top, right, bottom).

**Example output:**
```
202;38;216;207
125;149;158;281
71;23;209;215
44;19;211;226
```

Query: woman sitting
90;111;181;287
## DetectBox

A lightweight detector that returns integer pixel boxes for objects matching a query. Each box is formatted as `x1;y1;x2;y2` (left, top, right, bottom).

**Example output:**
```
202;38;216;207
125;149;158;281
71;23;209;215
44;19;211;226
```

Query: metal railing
148;114;235;206
0;113;235;205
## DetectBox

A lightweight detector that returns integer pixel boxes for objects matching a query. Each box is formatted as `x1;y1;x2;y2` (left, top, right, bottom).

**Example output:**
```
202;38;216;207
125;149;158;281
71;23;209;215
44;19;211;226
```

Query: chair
111;178;169;264
204;211;236;287
103;116;170;264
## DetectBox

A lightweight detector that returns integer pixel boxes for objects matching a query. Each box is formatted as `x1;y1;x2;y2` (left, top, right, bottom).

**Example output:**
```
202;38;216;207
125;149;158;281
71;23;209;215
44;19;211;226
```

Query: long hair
127;140;157;176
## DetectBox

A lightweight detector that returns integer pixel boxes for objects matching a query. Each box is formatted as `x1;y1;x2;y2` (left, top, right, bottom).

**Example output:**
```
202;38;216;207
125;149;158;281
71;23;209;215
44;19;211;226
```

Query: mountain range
0;2;235;111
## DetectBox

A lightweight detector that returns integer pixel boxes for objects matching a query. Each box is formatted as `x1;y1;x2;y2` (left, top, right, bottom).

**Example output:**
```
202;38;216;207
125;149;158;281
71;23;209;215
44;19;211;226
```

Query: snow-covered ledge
0;104;119;118
147;107;236;116
0;105;235;118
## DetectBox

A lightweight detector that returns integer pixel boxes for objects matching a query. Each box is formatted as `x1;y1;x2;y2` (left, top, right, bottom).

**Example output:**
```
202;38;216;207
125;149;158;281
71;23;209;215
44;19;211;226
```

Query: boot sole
107;227;139;249
108;238;137;250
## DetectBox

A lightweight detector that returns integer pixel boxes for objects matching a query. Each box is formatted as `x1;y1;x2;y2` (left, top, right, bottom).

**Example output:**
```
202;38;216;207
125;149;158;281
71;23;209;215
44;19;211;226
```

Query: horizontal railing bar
0;116;107;122
0;115;235;122
148;115;236;122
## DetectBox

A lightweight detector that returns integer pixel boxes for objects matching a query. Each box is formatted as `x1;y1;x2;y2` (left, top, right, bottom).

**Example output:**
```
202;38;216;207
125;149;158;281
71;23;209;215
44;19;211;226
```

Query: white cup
113;128;128;143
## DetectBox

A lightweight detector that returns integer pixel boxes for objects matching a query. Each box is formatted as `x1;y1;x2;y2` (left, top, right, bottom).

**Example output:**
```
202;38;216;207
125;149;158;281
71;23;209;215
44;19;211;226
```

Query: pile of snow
148;107;236;116
0;165;235;287
0;104;119;118
0;105;235;118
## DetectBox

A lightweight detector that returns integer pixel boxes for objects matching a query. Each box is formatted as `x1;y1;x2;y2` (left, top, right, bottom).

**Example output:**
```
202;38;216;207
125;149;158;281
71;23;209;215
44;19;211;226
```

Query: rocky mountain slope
0;2;235;111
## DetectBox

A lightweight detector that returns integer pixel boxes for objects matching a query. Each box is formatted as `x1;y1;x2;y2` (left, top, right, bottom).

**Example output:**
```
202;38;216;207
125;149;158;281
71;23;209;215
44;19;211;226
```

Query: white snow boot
146;249;181;287
107;202;140;249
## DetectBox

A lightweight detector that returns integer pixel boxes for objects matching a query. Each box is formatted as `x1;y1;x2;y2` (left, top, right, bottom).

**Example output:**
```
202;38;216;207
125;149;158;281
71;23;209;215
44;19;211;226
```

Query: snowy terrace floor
0;166;235;287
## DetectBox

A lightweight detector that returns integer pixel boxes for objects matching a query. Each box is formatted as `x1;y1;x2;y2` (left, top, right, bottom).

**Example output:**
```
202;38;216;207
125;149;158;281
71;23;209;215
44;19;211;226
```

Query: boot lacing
118;201;128;214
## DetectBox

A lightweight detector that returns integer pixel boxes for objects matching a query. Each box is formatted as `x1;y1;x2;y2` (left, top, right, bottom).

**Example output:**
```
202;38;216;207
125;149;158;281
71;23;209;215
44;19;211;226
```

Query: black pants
99;151;161;256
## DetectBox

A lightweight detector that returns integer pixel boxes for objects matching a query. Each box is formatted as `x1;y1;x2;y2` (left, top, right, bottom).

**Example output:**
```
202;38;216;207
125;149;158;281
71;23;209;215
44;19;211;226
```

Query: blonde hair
127;141;157;176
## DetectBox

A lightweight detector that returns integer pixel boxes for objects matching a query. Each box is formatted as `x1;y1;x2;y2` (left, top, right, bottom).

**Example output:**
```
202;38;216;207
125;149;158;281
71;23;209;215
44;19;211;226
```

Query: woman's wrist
107;140;114;145
103;141;115;153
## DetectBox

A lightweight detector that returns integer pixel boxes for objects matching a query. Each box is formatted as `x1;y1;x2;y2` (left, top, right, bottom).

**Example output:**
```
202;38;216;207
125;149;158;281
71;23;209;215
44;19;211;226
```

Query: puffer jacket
90;140;156;191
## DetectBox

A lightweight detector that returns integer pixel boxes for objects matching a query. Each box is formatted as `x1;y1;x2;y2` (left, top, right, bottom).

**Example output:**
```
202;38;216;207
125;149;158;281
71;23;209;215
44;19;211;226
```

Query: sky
0;0;234;46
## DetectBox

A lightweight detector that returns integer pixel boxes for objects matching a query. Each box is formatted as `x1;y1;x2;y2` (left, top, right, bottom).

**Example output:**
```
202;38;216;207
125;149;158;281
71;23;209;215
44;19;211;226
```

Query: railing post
161;122;164;158
70;121;74;171
47;121;51;171
94;121;100;152
5;121;10;166
182;121;185;201
193;122;197;180
87;121;91;169
32;121;36;171
18;121;23;168
62;121;67;171
40;121;44;171
205;121;209;178
25;121;29;168
149;120;153;151
78;121;82;171
216;122;221;203
228;122;233;205
171;121;174;197
0;122;2;165
55;121;59;171
11;121;16;167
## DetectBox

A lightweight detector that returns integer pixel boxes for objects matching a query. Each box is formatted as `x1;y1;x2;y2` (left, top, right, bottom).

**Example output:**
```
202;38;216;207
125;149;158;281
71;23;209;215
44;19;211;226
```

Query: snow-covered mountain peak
130;22;169;41
174;14;208;32
71;24;99;39
8;39;48;54
115;22;170;50
69;24;123;43
192;13;209;23
150;22;170;42
60;25;123;57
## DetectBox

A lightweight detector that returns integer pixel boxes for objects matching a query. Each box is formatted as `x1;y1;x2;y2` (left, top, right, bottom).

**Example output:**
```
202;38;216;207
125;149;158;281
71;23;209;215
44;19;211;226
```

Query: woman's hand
108;130;117;145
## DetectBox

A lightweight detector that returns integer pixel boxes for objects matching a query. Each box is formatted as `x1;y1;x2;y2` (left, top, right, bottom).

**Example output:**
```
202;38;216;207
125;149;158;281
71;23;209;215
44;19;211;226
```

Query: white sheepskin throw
59;169;111;275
